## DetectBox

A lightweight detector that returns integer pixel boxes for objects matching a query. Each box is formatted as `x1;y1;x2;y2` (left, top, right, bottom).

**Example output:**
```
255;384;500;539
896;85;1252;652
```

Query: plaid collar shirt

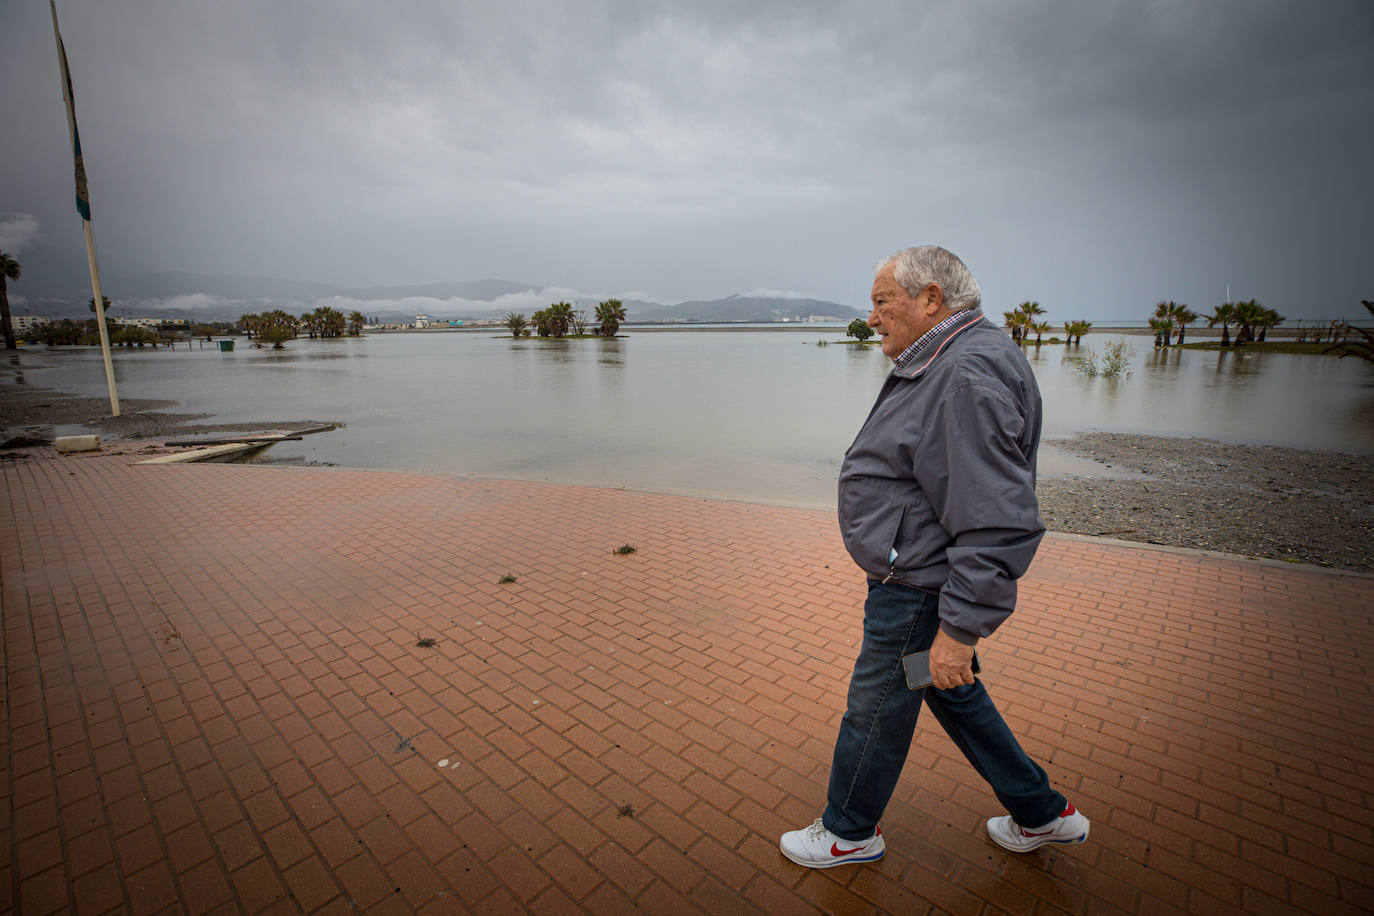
892;309;972;370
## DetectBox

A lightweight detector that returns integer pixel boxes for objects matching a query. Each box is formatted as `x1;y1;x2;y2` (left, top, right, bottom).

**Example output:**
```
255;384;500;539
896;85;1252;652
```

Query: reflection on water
17;332;1374;506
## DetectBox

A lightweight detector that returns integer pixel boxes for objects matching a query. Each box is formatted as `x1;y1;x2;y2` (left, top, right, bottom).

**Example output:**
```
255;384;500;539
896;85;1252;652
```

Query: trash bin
218;339;235;352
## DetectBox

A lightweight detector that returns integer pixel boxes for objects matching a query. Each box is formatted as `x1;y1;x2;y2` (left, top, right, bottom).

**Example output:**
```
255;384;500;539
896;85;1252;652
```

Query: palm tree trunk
1220;325;1230;346
0;277;15;349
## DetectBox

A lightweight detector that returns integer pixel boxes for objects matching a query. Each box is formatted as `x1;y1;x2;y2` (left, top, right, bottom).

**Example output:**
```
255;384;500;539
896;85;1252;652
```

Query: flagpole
82;221;118;415
50;0;119;416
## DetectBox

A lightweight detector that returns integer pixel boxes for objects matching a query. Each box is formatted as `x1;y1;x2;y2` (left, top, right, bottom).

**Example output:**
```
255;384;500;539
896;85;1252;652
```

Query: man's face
868;264;939;359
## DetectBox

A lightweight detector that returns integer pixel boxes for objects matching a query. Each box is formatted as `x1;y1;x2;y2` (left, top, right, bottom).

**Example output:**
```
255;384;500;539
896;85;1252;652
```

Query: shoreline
3;381;1369;573
1037;432;1371;572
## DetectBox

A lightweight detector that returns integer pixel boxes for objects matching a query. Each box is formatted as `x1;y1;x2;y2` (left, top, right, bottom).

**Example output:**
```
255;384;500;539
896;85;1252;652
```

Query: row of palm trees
238;307;367;348
503;300;627;339
1148;300;1199;346
1002;301;1094;346
1202;300;1285;346
1148;299;1285;347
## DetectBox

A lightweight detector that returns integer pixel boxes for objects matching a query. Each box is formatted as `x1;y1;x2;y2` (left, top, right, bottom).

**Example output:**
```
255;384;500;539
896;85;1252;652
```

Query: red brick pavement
2;451;1371;914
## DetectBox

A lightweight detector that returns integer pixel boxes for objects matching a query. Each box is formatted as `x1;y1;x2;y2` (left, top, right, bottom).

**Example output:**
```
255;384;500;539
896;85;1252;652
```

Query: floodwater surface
12;330;1374;507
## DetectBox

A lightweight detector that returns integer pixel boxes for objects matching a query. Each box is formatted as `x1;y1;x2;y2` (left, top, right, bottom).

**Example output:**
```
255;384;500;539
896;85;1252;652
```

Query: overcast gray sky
4;0;1372;319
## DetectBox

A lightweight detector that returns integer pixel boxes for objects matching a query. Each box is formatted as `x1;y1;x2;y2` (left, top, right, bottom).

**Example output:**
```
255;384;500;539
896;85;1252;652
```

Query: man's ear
925;284;945;312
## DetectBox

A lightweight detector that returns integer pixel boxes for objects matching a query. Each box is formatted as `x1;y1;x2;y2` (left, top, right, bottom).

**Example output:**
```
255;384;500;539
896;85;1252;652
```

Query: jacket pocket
838;476;919;579
880;503;910;583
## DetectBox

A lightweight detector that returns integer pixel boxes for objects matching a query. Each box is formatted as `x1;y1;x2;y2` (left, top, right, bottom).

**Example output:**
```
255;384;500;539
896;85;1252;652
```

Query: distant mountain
18;270;862;324
627;295;863;323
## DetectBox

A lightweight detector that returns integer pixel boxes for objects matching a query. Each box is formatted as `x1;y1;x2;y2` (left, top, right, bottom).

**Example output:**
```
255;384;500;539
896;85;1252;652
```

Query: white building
121;317;190;329
13;315;54;333
415;313;431;328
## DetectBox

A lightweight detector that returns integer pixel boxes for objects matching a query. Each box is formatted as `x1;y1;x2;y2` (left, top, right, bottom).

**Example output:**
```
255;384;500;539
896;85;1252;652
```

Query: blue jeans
823;579;1066;840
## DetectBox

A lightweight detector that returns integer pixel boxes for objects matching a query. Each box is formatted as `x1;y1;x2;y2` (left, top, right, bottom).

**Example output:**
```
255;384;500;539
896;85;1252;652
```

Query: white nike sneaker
780;818;885;868
987;803;1090;852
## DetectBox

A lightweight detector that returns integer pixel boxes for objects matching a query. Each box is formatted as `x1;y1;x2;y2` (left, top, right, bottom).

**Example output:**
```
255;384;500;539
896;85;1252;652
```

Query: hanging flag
51;3;91;220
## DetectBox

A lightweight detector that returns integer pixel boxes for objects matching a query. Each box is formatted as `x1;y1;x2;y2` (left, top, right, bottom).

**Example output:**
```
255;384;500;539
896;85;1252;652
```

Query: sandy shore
1038;432;1372;572
3;380;1369;573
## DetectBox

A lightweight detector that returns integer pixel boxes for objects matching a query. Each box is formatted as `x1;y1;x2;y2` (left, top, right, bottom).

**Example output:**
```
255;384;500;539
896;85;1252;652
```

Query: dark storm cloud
3;0;1370;318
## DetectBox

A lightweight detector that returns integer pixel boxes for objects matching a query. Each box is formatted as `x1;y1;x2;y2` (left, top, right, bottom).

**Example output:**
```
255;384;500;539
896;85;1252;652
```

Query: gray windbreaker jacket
838;308;1044;645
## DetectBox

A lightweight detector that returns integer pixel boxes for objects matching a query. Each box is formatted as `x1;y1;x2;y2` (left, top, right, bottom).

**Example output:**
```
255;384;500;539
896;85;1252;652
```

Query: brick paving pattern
2;452;1372;914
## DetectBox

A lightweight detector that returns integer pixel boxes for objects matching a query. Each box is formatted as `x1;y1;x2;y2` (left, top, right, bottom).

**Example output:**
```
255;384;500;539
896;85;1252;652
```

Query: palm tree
347;311;366;336
314;306;345;337
1232;299;1264;345
595;299;626;337
1206;302;1236;346
1148;317;1172;348
1152;301;1177;346
1003;310;1022;342
1009;301;1044;345
1030;320;1051;345
0;250;20;349
255;310;297;349
1068;320;1093;345
1168;303;1199;345
545;301;575;338
1255;307;1284;342
502;312;529;338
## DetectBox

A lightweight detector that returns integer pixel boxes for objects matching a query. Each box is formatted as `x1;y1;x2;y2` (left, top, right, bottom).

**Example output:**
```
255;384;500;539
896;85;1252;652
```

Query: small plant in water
498;574;517;584
1077;339;1136;378
614;544;637;555
815;339;830;347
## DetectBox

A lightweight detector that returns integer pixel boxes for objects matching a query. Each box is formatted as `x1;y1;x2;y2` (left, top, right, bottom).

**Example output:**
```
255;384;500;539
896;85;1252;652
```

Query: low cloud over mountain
26;271;863;324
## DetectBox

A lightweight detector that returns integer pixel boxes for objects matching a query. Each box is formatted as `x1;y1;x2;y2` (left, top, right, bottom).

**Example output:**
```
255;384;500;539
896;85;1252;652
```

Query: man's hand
928;629;977;690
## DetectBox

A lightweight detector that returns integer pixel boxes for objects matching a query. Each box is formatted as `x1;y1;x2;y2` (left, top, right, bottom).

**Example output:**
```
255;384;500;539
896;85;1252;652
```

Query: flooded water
10;329;1374;507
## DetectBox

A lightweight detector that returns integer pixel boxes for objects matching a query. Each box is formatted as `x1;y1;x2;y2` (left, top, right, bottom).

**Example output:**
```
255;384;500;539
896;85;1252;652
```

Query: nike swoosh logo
830;843;869;856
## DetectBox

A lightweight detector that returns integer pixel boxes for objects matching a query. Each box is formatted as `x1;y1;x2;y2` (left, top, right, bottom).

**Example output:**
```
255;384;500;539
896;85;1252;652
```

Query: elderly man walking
780;246;1088;868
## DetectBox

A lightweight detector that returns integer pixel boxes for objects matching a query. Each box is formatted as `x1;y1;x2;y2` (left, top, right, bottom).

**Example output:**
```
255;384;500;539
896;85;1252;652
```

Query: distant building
13;315;55;333
121;317;190;329
415;314;431;328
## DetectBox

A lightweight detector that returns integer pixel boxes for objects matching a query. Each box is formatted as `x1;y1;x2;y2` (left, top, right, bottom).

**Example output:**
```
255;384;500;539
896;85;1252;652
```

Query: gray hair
876;246;981;312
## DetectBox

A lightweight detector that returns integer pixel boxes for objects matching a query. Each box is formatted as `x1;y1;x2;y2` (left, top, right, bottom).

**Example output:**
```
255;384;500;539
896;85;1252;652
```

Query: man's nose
867;309;880;328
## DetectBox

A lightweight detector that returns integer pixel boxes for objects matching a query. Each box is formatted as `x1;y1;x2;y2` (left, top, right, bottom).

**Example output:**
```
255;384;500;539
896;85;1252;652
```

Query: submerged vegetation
1323;301;1374;363
1077;339;1136;378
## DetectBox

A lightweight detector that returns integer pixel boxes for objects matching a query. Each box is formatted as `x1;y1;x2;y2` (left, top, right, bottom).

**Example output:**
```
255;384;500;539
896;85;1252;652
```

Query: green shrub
846;318;873;341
